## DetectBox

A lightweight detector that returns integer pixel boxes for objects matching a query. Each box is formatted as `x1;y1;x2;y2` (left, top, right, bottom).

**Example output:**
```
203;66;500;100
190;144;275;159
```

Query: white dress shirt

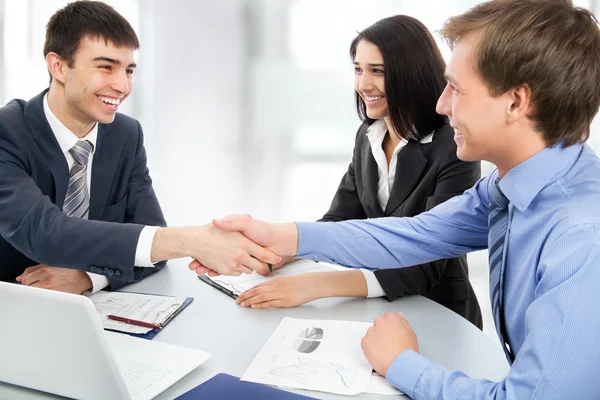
43;94;158;294
360;119;434;297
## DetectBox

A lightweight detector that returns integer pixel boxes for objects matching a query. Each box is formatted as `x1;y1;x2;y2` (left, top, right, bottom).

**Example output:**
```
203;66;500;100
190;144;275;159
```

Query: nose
436;83;452;117
111;71;130;96
357;73;374;93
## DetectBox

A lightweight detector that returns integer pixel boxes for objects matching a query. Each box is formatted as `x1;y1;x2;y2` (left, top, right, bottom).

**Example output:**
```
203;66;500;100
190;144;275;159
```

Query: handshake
150;215;300;277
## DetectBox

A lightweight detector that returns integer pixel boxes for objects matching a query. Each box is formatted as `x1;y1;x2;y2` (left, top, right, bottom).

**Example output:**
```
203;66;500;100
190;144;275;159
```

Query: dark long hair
350;15;447;141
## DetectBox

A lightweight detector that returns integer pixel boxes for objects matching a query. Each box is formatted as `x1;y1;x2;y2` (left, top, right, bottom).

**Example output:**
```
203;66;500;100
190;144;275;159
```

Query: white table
0;259;510;399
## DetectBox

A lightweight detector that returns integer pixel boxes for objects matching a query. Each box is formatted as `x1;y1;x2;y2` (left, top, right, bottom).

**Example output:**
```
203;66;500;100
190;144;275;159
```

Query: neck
494;129;547;178
383;116;402;146
47;85;94;138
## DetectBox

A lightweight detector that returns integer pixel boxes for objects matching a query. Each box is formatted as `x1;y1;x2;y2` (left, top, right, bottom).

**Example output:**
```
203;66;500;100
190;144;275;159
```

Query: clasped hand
188;215;295;277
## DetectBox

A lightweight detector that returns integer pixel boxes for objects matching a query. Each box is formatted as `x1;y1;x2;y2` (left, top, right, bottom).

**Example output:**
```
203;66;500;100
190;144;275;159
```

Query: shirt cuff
296;222;336;262
360;269;386;298
86;272;109;294
386;350;436;399
135;226;159;267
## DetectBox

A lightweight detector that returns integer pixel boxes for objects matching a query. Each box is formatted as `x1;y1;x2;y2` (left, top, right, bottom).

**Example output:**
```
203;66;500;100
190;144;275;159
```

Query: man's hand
178;224;282;276
235;273;325;308
16;265;92;294
361;312;419;376
188;255;293;278
211;214;299;257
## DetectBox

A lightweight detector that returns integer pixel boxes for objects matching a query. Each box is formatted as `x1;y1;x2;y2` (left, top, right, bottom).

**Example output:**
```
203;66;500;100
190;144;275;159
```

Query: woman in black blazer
237;15;483;329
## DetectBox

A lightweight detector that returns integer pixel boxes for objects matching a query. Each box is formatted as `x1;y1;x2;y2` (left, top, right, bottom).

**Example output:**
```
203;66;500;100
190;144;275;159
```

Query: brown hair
44;1;139;67
440;0;600;146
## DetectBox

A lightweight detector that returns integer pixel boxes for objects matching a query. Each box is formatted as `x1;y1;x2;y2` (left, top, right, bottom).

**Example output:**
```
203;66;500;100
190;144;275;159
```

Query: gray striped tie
488;178;514;362
63;140;93;220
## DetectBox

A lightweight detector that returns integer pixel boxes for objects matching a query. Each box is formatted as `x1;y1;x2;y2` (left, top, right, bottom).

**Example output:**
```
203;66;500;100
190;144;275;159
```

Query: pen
197;275;239;300
107;314;161;330
268;263;273;273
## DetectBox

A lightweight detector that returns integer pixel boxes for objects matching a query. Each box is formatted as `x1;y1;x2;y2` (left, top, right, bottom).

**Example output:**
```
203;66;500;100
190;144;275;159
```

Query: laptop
0;281;210;400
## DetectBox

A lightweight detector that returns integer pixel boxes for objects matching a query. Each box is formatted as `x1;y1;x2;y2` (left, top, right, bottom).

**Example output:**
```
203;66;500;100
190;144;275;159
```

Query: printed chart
241;317;373;395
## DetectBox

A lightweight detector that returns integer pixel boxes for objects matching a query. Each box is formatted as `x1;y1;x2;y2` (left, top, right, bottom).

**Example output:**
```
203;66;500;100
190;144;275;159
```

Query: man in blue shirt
198;0;600;398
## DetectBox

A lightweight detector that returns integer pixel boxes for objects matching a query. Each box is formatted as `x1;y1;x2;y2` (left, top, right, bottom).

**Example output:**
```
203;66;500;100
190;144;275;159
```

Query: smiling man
209;0;600;398
0;1;280;295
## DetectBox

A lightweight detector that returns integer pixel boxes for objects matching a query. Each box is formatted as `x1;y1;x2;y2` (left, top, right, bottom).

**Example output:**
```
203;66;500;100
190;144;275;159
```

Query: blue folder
104;294;193;340
174;373;318;399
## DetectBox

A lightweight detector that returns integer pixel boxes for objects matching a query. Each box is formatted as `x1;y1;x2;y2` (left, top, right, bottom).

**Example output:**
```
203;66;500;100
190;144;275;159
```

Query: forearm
150;226;199;263
316;270;368;298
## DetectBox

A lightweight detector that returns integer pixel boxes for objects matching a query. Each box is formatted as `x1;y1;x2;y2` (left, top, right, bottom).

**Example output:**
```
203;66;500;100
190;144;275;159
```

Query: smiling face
436;33;509;164
48;36;136;134
353;40;389;120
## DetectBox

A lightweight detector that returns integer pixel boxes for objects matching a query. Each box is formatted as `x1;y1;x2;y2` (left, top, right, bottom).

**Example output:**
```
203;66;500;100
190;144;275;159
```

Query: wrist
79;271;93;294
276;223;299;256
151;226;200;262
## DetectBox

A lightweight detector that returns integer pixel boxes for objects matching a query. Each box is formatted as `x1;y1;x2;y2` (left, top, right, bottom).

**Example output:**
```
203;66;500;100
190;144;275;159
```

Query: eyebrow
444;73;458;85
92;56;137;69
353;61;385;67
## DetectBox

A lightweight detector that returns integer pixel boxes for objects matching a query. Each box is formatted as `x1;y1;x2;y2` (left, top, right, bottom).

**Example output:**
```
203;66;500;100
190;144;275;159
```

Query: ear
45;52;68;85
506;84;532;124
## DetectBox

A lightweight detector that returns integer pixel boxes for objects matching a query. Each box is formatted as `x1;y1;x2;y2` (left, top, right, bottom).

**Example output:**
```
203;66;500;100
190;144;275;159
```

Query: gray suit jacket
0;90;166;290
320;121;483;328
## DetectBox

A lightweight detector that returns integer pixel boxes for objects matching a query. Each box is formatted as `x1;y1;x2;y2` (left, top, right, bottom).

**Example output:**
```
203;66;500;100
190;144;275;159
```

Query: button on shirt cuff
386;350;435;399
360;269;386;298
135;226;160;267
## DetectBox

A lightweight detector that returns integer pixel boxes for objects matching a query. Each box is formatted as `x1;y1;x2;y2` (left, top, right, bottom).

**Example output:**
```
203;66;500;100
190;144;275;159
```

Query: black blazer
320;121;483;329
0;90;166;290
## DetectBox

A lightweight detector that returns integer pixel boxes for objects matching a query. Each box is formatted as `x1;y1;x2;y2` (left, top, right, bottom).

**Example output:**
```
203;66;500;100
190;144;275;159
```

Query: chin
96;113;117;124
456;147;480;162
366;110;386;120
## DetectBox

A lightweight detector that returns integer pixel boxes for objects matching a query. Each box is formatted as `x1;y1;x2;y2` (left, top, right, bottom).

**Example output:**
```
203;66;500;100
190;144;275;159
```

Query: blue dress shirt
296;143;600;399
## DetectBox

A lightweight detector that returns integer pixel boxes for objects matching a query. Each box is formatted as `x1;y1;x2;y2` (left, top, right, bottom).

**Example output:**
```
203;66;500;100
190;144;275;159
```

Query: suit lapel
24;91;70;209
384;141;427;215
361;140;385;216
89;124;118;220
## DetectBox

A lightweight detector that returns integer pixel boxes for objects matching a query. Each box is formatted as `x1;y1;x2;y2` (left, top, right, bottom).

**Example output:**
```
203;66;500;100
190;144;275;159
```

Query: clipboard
174;373;317;399
197;275;238;300
196;260;344;301
104;293;194;340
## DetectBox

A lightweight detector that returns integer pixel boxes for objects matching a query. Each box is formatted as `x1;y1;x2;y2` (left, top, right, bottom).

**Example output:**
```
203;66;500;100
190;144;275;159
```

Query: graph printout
241;317;374;395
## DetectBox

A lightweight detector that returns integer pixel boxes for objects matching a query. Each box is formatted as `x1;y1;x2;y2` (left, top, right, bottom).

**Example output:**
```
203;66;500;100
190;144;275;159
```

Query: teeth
365;96;383;101
98;96;121;105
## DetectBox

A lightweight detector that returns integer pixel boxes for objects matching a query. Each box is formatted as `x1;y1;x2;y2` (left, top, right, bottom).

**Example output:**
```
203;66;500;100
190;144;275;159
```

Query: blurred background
1;0;599;342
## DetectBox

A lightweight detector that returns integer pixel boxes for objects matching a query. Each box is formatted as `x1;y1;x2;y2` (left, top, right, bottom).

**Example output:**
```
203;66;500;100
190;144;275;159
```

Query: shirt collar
43;94;98;156
499;143;584;212
366;119;434;145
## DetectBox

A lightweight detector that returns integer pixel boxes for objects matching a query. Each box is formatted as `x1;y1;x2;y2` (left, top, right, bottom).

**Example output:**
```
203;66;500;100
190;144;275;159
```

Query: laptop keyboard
115;355;174;398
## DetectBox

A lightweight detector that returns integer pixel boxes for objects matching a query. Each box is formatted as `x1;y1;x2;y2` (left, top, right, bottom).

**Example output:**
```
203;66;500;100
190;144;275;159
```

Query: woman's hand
236;273;327;308
235;269;369;308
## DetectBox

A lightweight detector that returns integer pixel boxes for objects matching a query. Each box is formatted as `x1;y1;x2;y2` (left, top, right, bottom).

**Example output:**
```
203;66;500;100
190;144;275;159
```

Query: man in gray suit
0;1;279;294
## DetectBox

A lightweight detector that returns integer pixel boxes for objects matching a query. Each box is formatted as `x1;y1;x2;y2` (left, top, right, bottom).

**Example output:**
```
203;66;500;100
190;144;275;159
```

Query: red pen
107;314;161;330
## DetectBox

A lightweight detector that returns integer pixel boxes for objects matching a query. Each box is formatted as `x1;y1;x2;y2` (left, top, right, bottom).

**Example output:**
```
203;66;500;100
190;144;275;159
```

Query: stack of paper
241;317;403;396
89;291;187;334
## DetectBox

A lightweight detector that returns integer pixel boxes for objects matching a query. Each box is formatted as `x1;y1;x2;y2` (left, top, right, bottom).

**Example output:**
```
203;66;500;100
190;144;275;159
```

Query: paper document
242;317;403;396
367;372;404;395
89;291;187;334
203;259;346;298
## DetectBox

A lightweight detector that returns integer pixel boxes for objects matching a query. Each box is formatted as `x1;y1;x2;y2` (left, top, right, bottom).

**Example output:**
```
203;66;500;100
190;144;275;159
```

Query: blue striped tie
63;140;93;220
488;178;514;362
